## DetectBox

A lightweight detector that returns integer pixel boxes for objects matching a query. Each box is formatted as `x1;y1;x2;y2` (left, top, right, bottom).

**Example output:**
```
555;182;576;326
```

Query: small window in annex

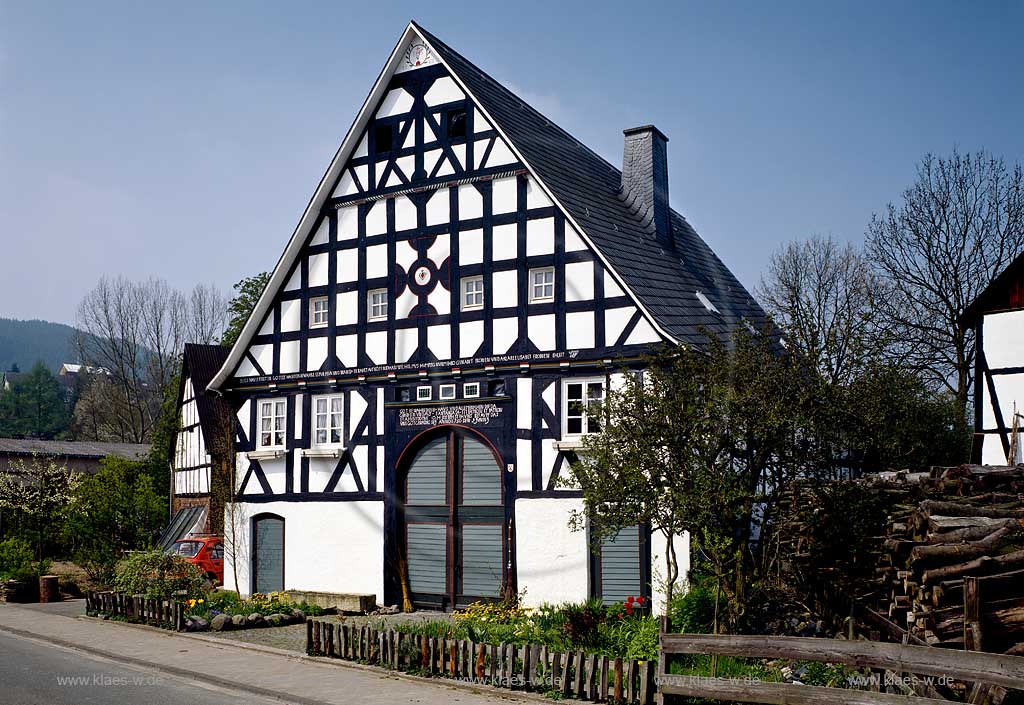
461;276;484;311
529;267;555;303
310;297;329;328
368;289;388;320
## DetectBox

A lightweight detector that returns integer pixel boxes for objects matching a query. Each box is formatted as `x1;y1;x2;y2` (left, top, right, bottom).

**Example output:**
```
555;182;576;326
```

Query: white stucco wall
515;497;589;607
649;529;690;615
979;310;1024;465
222;500;384;601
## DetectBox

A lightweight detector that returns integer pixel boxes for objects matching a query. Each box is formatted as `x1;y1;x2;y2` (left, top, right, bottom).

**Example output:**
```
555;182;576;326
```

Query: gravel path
211;611;450;653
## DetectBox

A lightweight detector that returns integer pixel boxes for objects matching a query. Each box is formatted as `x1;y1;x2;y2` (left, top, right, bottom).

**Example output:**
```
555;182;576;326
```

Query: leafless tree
74;276;227;442
757;235;883;384
866;149;1024;409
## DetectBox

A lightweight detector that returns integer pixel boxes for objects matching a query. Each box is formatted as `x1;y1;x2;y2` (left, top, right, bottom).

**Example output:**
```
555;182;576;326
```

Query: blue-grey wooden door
599;526;642;604
253;515;284;594
403;429;503;609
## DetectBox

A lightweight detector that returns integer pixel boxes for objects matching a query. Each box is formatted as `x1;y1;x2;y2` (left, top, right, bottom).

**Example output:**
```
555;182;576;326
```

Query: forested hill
0;318;83;372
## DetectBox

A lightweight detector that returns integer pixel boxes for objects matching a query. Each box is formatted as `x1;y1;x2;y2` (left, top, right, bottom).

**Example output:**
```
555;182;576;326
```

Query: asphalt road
0;630;289;705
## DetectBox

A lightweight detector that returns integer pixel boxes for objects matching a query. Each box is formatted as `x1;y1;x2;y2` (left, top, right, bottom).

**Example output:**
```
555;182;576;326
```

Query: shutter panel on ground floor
407;524;447;594
461;524;503;597
599;526;642;604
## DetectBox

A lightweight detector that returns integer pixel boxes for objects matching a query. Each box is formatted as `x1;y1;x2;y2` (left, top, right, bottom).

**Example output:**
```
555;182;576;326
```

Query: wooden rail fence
657;618;1024;705
305;618;655;704
85;590;186;632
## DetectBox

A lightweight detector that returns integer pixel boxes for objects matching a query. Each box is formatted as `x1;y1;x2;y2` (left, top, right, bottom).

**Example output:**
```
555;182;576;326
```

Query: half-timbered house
963;252;1024;465
208;22;768;611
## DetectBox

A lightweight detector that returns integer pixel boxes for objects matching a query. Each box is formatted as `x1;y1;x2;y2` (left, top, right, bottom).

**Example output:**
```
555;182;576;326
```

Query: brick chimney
620;125;672;249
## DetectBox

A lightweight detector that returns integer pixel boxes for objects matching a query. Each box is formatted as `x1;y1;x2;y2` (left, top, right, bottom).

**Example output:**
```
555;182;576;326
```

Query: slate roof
417;23;769;347
960;251;1024;326
0;438;150;461
181;343;232;444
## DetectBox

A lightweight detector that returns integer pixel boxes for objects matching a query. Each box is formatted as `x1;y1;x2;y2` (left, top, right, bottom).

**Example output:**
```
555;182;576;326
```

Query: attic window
695;290;720;315
446;108;467;139
374;123;394;154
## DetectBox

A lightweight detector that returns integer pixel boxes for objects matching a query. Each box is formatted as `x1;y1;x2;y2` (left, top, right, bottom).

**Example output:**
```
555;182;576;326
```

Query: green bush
113;550;205;601
0;537;36;581
668;580;718;634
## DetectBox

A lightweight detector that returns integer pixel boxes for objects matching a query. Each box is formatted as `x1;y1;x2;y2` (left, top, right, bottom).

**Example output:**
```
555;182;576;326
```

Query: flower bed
181;590;325;632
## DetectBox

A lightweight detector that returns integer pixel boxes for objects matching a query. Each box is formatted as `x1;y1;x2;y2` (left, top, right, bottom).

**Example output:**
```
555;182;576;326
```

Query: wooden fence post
306;619;313;653
613;657;623;702
964;576;982;651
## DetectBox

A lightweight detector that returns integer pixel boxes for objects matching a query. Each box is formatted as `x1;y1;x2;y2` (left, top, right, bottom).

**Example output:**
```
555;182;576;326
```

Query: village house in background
164;343;232;545
963;251;1024;465
0;438;149;475
204;21;767;612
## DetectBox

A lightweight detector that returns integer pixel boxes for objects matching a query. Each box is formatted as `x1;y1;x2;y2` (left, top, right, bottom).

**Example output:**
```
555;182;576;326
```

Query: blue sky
2;1;1022;325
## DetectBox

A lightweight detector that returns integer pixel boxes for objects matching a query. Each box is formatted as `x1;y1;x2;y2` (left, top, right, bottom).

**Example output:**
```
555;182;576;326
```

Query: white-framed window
461;276;484;311
463;382;480;398
563;379;605;436
416;386;432;401
313;395;344;446
439;384;456;400
310;296;329;328
258;399;287;449
529;267;555;303
368;288;388;320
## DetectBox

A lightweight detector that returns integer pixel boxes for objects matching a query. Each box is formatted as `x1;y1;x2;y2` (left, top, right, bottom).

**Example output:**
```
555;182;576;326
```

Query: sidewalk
0;601;530;705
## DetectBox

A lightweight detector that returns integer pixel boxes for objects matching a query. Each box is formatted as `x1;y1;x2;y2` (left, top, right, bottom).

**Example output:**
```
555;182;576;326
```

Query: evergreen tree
0;362;71;439
221;272;270;346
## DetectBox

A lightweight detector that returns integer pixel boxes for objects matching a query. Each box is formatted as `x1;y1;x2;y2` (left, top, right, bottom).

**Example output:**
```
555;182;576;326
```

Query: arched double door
401;427;505;610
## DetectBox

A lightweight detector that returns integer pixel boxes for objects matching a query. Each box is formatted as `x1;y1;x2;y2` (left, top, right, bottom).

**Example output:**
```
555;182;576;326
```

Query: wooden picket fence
305;618;656;704
657;617;1024;704
86;590;186;632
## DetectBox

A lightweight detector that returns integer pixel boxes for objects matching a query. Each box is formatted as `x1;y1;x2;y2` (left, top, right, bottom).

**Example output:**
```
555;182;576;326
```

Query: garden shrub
560;598;604;649
113;550;205;601
668;579;718;634
0;537;37;581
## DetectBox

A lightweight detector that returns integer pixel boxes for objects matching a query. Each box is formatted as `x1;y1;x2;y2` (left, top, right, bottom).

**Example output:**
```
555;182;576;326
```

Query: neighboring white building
963;253;1024;465
207;21;767;612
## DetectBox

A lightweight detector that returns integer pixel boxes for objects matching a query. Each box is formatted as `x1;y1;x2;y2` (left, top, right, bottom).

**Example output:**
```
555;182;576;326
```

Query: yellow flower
198;599;204;604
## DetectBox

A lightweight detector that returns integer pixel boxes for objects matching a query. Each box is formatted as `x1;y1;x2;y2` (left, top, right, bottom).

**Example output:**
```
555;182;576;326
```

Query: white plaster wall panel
236;400;250;431
396;327;418;362
450;144;466;171
306;457;335;494
526;177;552;209
516;498;589;607
473;139;491;170
395;288;418;320
365;201;387;236
424;76;464;106
526;218;555;256
308;253;329;288
423;117;439;144
492;176;517;215
982;438;1008;465
279;341;300;374
492;270;518;308
365;331;387;365
650;530;691;615
605;307;636;344
377;87;413;117
460;320;484;358
385;170;404;188
354;134;368;159
528;314;556;351
337;247;358;280
426;188;449;226
284;269;301;292
605;274;625;298
541;381;556;421
458;184;483;220
986;374;1024;430
436;157;456;179
306;337;328;372
251;345;273;376
338;334;358;368
348;392;367;438
564;225;587;252
492;223;517;262
376;446;384;491
566;312;595;349
311;218;329;246
293;395;304;441
333;170;358;198
337;206;358;241
427;285;451;316
366;244;388;279
258;312;275;336
626;318;661;345
395;195;417;232
336;291;359;326
428;324;451;361
428;233;450;265
396;240;419;271
402;124;416;150
541;442;558;488
459;229;483;265
492;316;518;355
517;378;532;429
376;388;384;436
261;457;286;494
223;500;385;599
565;261;594;302
473;107;492;132
280;299;301;332
516;439;533;492
396;155;415;182
486;138;517;168
424;149;443;178
353;165;368;192
235;357;258;378
983;311;1024;369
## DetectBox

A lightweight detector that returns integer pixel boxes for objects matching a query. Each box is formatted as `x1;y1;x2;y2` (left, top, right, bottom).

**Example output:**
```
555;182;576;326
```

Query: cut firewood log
921;549;1024;584
920;500;1024;519
909;527;1015;565
930;518;1022;542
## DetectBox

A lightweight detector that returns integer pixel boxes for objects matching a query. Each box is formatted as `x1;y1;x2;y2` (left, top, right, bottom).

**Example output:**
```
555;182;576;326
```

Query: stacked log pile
874;466;1024;654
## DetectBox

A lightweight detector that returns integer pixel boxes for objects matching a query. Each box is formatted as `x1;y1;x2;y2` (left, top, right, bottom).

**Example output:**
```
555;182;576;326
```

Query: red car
171;536;224;585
